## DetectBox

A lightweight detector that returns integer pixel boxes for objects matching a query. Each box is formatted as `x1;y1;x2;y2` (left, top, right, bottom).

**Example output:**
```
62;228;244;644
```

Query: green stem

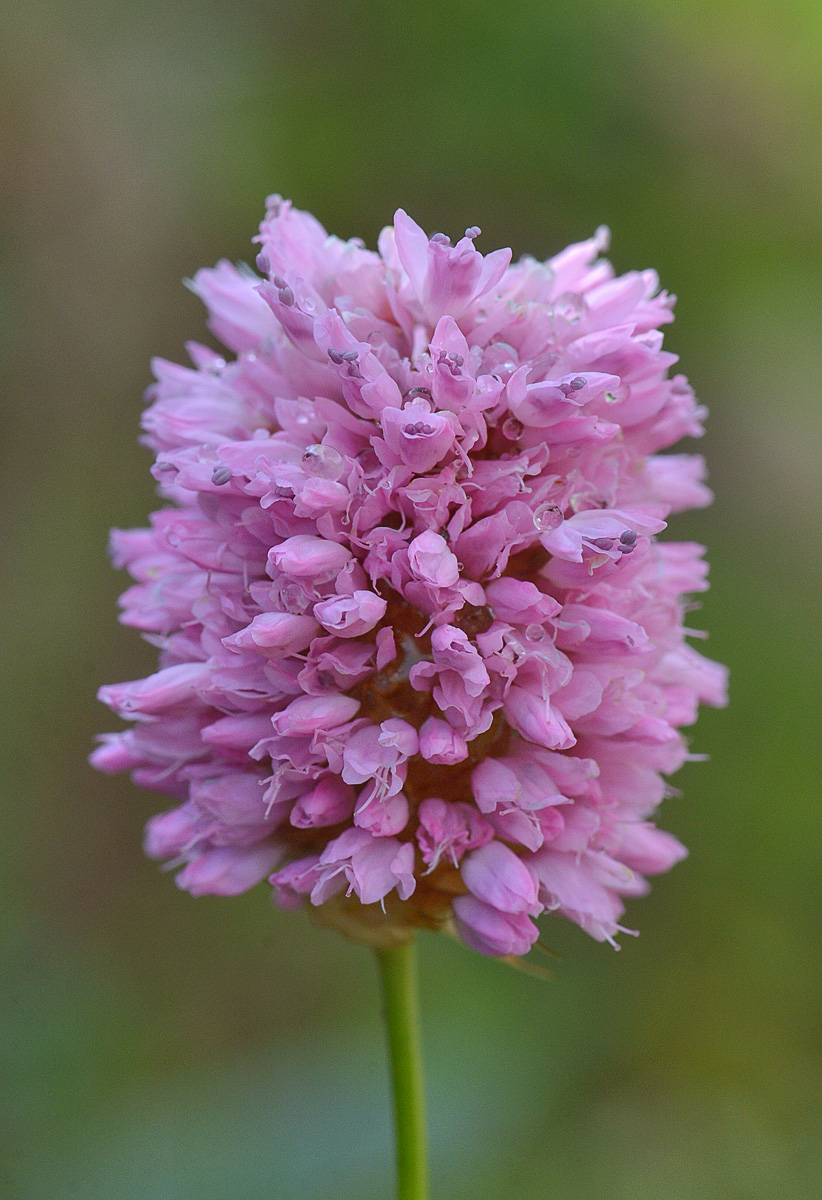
377;940;430;1200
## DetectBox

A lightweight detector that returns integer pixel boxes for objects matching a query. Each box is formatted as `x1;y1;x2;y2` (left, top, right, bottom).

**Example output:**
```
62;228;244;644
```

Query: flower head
93;198;727;954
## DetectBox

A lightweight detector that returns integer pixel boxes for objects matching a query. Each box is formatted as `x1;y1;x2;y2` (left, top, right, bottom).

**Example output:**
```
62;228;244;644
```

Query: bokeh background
2;2;821;1197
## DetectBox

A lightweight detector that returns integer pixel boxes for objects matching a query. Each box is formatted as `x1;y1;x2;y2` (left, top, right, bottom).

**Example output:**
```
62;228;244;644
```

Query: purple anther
328;348;344;364
464;225;481;239
671;383;690;395
274;485;294;499
569;376;587;391
272;274;287;288
590;537;615;550
619;529;638;546
256;252;270;274
277;286;295;307
211;465;232;487
340;350;359;362
430;232;451;245
448;352;464;367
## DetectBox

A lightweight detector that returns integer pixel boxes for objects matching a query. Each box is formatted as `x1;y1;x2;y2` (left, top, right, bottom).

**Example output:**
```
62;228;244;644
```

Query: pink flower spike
94;197;724;958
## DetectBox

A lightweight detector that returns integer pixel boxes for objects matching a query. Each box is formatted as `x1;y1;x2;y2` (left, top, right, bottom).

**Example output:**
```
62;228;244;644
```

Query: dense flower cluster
93;199;727;955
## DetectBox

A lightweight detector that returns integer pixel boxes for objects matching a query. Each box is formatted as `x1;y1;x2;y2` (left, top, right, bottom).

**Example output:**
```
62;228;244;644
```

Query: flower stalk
377;940;429;1200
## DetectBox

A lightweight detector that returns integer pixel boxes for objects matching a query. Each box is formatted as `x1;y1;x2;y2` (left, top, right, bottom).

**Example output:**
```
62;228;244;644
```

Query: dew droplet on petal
533;503;564;532
302;445;345;480
524;624;546;642
279;583;311;614
405;386;433;405
502;417;524;440
552;292;587;322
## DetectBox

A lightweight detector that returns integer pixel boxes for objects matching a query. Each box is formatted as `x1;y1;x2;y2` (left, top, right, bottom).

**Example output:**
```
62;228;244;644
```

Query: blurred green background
1;1;820;1197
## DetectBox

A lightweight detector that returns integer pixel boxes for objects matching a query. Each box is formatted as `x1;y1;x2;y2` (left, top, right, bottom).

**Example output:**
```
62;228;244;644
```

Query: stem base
377;941;429;1200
